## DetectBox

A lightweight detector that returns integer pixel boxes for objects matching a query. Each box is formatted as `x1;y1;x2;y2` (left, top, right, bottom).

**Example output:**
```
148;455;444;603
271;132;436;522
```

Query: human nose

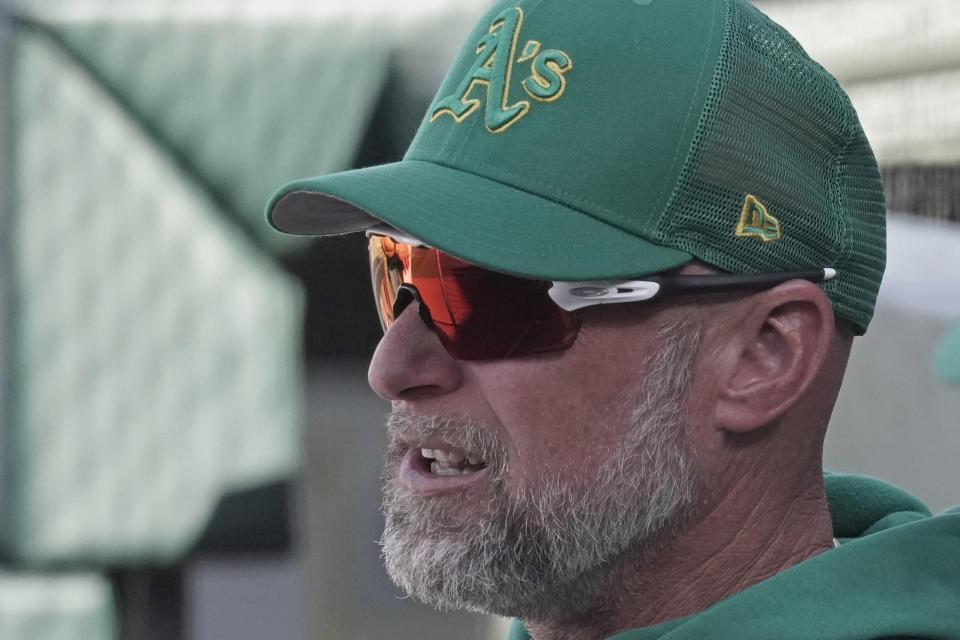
367;302;463;403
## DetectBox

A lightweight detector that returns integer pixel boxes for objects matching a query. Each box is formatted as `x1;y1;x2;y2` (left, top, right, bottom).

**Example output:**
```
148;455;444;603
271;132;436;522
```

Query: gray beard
379;322;701;622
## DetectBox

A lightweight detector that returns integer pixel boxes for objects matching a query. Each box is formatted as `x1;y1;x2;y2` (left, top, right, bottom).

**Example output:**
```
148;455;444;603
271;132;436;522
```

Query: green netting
656;0;886;333
3;28;302;565
13;7;392;255
934;321;960;385
0;571;115;639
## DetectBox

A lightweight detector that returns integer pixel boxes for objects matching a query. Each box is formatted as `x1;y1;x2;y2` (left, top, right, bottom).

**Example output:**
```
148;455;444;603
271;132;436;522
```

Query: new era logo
735;195;781;242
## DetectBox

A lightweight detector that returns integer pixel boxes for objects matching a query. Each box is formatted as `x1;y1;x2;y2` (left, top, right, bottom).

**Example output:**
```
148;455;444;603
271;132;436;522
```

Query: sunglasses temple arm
548;280;663;311
550;268;835;311
651;268;836;297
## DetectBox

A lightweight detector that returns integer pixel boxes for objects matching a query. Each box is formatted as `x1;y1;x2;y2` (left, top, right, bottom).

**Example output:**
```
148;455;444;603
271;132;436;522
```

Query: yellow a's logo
429;7;572;134
735;195;781;242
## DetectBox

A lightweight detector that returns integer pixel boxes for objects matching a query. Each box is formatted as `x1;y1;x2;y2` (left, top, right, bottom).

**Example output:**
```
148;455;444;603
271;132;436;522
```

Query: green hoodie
508;473;960;640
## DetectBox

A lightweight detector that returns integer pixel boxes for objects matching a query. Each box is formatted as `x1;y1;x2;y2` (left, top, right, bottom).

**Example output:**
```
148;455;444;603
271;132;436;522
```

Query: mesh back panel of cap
655;0;886;333
836;129;887;331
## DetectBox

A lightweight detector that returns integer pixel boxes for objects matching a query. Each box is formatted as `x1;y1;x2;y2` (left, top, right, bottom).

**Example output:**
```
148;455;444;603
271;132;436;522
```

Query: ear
713;281;835;433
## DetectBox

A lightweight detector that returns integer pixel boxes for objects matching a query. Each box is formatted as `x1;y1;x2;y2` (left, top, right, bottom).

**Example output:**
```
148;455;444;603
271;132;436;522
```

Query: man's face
370;302;703;621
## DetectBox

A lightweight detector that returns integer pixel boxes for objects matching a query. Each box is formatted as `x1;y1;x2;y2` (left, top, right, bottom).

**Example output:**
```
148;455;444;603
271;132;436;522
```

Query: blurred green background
0;1;957;639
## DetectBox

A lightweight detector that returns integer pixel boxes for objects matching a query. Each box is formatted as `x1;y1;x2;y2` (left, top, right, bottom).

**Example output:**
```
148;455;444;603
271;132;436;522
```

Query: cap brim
267;159;692;281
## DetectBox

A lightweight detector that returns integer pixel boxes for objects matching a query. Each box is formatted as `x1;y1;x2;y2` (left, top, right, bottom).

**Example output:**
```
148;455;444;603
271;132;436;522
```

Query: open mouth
400;443;490;493
418;447;488;476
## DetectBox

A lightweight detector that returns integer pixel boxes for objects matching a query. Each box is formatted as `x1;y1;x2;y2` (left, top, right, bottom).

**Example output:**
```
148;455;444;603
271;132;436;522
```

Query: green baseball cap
267;0;886;333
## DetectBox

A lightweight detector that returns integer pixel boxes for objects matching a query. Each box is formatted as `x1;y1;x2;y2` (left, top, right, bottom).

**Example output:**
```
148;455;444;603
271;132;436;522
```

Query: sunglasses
367;230;836;361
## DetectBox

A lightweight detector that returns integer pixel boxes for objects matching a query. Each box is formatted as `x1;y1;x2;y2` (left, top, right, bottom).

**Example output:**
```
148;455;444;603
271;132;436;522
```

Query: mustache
385;411;509;481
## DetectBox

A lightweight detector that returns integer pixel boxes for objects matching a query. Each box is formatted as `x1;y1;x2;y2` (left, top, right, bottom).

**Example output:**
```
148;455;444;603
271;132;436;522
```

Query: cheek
471;341;647;479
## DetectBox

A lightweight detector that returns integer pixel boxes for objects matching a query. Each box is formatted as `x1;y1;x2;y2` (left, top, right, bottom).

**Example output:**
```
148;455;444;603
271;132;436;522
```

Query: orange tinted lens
368;235;580;359
368;234;405;330
369;235;443;328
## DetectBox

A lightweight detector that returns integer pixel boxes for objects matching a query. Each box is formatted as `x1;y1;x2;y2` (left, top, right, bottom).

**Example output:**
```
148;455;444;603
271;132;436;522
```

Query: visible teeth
435;450;466;464
420;448;467;464
420;446;485;473
430;462;477;476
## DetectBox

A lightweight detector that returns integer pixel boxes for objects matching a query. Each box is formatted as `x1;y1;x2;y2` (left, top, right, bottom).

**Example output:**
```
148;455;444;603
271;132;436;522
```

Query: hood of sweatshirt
508;473;960;640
